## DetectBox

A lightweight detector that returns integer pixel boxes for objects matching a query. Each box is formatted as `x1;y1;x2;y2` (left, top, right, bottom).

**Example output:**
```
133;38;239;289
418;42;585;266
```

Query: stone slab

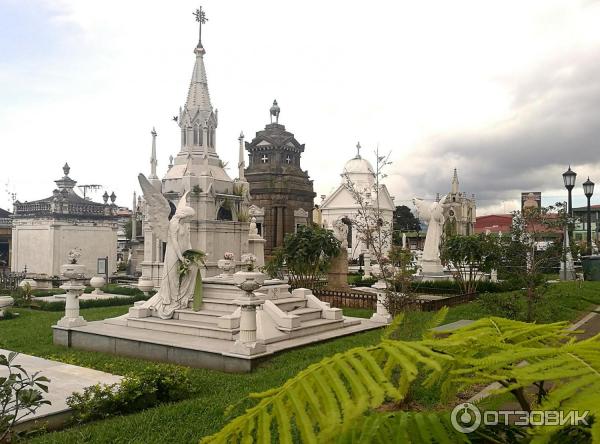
53;317;383;373
0;348;121;427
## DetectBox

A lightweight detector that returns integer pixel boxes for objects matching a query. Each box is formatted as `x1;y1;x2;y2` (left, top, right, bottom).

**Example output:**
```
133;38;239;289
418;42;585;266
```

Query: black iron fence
0;270;25;291
312;287;478;312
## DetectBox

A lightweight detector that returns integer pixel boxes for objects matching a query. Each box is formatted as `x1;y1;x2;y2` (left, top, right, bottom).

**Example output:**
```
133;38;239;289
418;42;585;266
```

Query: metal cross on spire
356;142;362;158
193;6;208;48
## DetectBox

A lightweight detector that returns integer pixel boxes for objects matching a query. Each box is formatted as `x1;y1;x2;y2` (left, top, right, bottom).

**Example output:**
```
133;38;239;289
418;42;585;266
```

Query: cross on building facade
244;101;316;255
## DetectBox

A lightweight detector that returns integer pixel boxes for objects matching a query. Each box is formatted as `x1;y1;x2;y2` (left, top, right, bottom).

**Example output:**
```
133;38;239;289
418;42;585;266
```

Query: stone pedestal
231;271;266;356
247;218;266;268
420;258;445;276
370;279;392;324
57;263;87;328
328;248;349;288
57;282;86;328
363;251;372;278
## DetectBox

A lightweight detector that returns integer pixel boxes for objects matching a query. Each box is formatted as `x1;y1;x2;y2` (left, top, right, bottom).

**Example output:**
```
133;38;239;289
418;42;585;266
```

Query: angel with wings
413;196;447;262
138;174;202;319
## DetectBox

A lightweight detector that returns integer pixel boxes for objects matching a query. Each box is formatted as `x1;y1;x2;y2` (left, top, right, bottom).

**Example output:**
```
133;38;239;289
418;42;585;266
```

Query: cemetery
2;4;600;444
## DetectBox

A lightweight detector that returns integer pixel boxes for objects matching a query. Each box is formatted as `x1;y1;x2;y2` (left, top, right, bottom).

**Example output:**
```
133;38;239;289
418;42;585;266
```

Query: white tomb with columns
53;12;383;372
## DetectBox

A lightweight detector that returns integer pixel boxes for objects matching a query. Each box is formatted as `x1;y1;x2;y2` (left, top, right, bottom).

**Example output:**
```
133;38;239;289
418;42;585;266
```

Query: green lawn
1;281;599;443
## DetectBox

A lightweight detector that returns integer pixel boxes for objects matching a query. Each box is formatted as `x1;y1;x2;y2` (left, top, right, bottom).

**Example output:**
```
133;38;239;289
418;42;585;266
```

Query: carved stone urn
89;276;106;295
137;277;154;296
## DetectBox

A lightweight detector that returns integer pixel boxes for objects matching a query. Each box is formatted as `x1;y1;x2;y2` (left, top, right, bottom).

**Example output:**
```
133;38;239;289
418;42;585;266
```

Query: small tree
1;352;51;441
342;148;418;310
264;225;341;288
498;204;566;322
440;233;500;295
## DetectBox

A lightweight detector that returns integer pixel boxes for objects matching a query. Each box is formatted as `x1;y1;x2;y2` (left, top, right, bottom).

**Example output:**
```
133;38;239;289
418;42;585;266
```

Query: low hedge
67;365;195;424
29;294;149;312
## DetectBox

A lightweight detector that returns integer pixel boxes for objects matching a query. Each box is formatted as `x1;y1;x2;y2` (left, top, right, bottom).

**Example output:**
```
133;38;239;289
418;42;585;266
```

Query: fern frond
201;342;451;443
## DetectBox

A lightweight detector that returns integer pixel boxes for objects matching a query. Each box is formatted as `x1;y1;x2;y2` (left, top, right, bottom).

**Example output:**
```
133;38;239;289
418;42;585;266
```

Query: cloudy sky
2;0;600;214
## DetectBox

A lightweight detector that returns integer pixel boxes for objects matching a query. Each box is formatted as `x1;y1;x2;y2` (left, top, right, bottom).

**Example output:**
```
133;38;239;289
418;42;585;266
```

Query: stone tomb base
53;277;383;372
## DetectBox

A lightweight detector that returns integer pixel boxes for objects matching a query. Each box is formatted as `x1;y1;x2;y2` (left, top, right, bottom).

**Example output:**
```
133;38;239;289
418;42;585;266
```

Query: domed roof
343;156;375;176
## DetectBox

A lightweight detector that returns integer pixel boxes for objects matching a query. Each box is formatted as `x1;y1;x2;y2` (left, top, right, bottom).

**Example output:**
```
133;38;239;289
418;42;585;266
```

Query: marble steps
270;297;307;312
287;307;323;322
174;309;231;324
127;317;238;340
199;298;240;312
278;318;363;339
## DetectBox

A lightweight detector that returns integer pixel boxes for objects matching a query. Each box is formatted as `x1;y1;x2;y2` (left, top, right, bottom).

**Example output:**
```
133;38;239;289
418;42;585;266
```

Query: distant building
0;208;11;270
11;164;119;277
443;169;476;236
474;214;513;234
244;102;315;256
572;204;600;245
320;143;395;259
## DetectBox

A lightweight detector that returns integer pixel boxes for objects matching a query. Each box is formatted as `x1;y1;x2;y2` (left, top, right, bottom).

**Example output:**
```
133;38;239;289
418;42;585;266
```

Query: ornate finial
63;162;70;177
193;6;208;48
169;154;174;167
239;131;244;139
151;127;157;137
270;100;280;124
356;142;361;159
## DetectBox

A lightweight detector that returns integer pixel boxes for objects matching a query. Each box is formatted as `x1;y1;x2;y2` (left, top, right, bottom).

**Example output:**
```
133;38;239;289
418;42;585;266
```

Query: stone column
232;271;266;356
57;264;87;328
370;279;392;324
363;251;372;278
276;207;285;248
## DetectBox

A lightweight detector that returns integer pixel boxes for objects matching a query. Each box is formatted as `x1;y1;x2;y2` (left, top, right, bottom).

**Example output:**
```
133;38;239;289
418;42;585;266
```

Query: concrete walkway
0;349;122;428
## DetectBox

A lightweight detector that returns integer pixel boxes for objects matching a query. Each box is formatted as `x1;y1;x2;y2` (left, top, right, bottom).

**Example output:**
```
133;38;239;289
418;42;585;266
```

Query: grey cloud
397;46;600;209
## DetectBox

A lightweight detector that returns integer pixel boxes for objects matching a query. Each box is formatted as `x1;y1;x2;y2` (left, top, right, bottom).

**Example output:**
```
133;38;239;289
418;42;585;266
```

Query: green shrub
29;294;149;312
31;289;66;297
67;365;194;424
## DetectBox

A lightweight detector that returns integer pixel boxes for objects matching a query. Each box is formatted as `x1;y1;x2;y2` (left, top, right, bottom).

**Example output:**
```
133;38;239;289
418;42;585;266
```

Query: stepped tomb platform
53;275;383;372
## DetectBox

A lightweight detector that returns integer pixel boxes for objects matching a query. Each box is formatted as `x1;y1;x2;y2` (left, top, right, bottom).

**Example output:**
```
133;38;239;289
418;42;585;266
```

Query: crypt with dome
53;8;383;373
319;143;395;259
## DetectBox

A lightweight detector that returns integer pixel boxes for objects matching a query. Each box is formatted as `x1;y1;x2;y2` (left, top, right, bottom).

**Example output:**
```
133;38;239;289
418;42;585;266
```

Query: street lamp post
583;177;595;255
563;166;577;240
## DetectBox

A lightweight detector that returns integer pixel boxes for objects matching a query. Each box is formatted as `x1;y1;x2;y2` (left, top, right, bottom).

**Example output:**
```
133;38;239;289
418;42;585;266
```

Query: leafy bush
67;365;194;424
264;225;341;288
1;352;51;441
31;288;66;297
347;274;378;287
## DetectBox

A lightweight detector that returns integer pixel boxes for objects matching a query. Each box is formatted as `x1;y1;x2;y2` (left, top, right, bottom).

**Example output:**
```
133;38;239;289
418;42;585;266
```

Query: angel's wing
412;198;431;221
138;173;170;242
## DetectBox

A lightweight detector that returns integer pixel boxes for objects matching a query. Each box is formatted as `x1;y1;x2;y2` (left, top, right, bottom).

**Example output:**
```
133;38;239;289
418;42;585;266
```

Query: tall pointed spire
451;168;459;194
149;127;158;180
185;7;212;117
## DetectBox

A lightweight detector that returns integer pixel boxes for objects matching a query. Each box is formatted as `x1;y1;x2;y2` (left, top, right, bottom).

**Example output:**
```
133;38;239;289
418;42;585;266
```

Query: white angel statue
138;174;204;319
413;196;447;262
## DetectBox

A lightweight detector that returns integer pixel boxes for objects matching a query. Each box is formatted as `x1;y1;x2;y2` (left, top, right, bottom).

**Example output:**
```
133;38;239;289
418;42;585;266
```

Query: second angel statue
138;174;205;319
